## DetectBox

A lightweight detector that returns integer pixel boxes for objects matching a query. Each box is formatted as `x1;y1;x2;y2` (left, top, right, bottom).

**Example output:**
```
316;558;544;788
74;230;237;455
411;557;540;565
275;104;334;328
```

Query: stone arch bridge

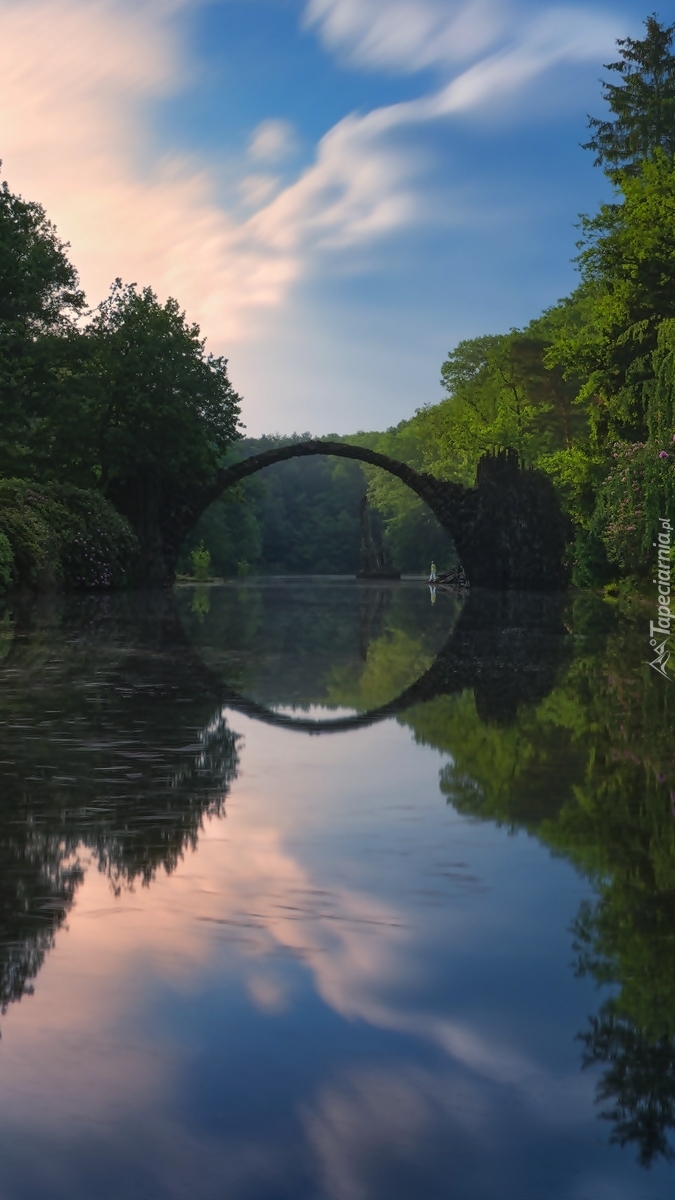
156;440;570;590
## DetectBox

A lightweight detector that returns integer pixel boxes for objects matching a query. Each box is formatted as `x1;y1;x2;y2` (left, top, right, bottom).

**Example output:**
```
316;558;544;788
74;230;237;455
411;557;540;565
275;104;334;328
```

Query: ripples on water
0;580;673;1199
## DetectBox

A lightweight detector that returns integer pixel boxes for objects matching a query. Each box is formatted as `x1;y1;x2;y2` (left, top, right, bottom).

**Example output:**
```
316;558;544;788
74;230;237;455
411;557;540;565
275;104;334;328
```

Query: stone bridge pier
160;440;570;590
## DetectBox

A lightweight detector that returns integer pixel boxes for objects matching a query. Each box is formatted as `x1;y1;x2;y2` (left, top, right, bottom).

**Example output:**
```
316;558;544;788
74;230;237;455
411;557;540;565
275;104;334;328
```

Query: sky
0;0;655;435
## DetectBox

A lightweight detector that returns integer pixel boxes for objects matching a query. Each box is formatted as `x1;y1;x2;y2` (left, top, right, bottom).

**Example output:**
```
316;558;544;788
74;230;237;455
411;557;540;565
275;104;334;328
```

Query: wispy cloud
304;0;507;74
0;0;623;355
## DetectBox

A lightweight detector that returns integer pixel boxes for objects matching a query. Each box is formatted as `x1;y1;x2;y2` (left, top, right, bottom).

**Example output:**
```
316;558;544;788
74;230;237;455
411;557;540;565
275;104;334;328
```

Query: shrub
190;541;211;582
591;442;650;575
0;480;138;591
56;486;138;589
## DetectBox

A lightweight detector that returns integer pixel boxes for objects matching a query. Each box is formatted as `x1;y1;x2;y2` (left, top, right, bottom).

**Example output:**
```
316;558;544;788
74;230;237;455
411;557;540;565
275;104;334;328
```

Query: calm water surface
0;580;673;1199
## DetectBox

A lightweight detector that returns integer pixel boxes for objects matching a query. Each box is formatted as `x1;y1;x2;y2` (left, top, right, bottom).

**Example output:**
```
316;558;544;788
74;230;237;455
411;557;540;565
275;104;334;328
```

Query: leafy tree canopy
78;280;243;580
86;280;241;495
559;153;675;439
0;170;86;480
0;171;84;330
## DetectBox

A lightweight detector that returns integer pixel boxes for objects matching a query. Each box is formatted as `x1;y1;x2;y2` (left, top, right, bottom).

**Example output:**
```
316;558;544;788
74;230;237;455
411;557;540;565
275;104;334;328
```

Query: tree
584;15;675;173
0;170;85;478
0;172;83;331
545;153;675;447
579;1009;675;1166
82;281;242;582
428;332;581;482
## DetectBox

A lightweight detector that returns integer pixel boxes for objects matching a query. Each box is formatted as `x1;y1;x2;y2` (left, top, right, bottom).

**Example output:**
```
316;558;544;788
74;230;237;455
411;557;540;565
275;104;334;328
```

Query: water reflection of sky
1;705;671;1200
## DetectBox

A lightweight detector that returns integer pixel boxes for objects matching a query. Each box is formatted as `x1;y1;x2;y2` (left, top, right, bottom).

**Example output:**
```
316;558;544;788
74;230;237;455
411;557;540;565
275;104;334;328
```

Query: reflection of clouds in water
304;1065;490;1200
246;971;291;1013
0;714;601;1196
302;1060;608;1200
0;800;586;1120
0;816;404;1122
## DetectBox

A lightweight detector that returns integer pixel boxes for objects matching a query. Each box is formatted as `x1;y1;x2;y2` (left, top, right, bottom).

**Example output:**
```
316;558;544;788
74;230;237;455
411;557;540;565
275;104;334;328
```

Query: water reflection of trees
0;592;239;1013
177;581;461;713
399;594;675;1167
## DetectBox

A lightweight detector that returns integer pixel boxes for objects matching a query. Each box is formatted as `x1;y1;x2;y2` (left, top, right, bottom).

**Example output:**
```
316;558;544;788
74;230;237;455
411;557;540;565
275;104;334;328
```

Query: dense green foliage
81;283;240;529
0;172;241;585
0;171;85;481
319;16;675;587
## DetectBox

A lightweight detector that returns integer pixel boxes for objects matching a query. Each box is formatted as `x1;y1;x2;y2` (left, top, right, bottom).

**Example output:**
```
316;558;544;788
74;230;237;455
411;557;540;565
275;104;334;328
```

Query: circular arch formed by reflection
211;591;573;734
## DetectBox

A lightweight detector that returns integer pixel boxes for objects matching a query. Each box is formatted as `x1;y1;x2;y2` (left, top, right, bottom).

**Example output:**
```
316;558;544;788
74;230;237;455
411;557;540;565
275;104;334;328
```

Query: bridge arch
165;439;464;579
164;440;569;591
215;439;438;496
202;438;457;532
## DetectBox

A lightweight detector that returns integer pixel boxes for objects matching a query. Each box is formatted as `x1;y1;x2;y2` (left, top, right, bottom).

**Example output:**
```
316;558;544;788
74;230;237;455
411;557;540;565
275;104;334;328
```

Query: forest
2;15;675;588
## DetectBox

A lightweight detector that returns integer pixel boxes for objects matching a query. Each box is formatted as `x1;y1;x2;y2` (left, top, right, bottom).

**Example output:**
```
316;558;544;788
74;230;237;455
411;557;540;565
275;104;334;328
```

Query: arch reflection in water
179;580;675;1169
176;580;572;732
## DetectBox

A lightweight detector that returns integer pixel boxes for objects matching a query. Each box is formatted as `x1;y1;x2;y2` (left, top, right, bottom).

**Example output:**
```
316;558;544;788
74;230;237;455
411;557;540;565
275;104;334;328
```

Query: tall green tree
547;153;675;445
0;171;85;478
83;281;242;582
584;16;675;173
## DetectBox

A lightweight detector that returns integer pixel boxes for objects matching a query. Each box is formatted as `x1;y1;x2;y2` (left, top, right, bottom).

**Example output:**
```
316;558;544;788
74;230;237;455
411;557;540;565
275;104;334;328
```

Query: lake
0;579;673;1199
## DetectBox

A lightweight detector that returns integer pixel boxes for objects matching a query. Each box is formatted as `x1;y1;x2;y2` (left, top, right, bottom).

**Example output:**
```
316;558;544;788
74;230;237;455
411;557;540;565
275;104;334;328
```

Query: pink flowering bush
589;322;675;576
591;440;675;575
591;442;650;573
0;481;138;592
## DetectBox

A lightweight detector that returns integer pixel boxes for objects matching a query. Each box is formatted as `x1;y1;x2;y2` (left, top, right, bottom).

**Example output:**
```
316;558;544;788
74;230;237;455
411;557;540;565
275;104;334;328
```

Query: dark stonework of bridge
163;440;571;591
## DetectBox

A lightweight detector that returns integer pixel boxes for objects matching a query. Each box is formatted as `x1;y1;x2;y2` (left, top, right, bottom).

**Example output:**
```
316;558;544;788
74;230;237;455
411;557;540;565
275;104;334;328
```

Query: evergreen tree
584;15;675;173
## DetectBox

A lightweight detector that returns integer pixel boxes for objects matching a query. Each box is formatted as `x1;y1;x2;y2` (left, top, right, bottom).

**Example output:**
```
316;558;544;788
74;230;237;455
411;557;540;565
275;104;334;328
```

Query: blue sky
0;0;657;433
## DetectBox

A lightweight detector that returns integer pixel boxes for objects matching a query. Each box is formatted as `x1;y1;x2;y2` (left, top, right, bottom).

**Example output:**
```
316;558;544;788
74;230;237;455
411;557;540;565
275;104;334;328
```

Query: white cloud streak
0;0;622;355
304;0;508;73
